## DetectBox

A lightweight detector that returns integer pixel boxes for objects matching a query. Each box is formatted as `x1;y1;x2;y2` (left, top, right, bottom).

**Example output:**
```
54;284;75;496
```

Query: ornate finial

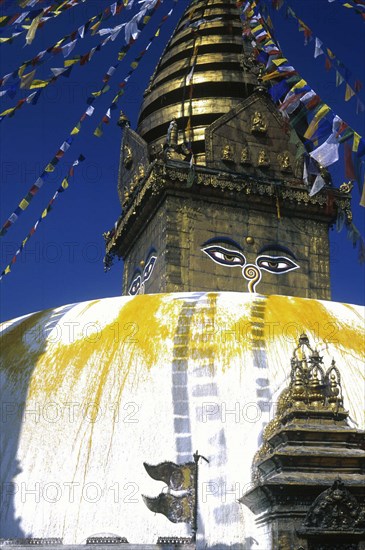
298;333;310;347
339;180;354;194
118;110;130;128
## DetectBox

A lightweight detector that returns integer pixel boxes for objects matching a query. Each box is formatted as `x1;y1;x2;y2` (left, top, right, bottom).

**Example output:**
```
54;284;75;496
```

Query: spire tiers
137;0;257;164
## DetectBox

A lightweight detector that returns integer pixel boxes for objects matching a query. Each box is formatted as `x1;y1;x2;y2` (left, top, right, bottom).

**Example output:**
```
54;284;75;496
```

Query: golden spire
137;0;258;164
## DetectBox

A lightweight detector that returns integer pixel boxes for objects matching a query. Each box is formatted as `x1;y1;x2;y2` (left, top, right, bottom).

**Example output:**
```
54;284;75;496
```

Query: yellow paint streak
263;295;365;357
26;294;179;402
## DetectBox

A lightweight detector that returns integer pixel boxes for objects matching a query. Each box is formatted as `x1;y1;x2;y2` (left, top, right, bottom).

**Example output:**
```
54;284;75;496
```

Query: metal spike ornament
142;452;209;540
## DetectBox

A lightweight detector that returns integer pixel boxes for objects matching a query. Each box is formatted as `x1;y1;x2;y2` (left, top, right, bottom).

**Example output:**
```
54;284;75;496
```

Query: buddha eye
128;274;141;296
256;255;299;274
202;245;246;267
143;255;157;282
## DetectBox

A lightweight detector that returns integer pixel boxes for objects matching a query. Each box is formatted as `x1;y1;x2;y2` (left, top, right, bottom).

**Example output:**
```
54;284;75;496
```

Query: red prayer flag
344;142;356;180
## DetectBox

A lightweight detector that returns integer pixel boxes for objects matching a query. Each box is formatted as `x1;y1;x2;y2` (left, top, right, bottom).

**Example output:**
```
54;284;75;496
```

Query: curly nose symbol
242;264;262;293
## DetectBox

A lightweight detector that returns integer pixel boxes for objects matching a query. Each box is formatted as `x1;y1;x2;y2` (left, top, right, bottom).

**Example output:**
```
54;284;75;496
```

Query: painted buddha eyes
143;255;157;282
256;255;299;274
128;250;158;296
202;246;246;267
201;238;300;292
129;273;142;296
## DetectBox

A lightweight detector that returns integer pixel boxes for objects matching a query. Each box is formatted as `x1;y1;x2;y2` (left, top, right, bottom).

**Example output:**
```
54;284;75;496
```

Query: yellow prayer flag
54;0;68;13
94;126;103;137
345;84;355;102
4;265;11;275
252;24;264;33
18;64;27;78
0;107;16;117
353;132;360;152
155;29;160;37
304;104;331;139
19;199;29;211
292;78;307;90
64;58;80;67
41;208;48;219
130;61;138;69
61;178;69;189
360;179;365;207
20;69;36;89
22;237;28;247
26;14;41;45
29;79;49;89
90;20;101;35
45;163;55;172
272;58;288;66
71;125;81;135
262;70;281;81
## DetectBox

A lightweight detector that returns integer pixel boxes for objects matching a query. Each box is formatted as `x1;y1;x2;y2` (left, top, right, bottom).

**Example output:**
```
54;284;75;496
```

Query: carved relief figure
221;144;234;162
123;144;133;168
128;249;157;296
240;146;251;164
257;148;270;167
278;151;292;172
201;237;299;293
251;111;267;133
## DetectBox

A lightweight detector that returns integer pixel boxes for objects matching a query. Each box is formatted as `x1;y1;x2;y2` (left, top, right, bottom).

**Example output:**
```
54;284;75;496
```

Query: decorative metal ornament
304;479;365;531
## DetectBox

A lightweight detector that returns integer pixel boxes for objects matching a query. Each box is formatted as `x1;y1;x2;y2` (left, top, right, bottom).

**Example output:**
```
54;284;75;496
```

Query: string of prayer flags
0;0;124;46
0;155;85;282
0;138;74;237
271;0;364;104
0;1;159;122
0;0;160;235
94;5;175;137
0;0;77;45
0;33;115;122
328;0;365;20
237;0;365;208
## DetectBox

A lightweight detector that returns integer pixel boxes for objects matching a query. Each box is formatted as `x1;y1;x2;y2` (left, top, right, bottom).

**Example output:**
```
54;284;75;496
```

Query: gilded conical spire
137;0;258;164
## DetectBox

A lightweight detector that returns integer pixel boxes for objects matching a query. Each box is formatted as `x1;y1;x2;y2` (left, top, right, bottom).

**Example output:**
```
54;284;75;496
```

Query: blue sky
0;0;364;322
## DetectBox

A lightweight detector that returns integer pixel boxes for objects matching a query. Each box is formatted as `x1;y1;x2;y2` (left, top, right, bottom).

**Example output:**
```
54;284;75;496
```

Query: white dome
1;292;364;547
